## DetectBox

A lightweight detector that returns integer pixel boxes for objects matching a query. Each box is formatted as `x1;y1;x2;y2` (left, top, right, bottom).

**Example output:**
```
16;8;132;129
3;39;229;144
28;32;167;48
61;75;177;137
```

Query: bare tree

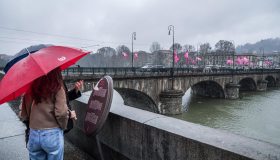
170;43;182;53
182;44;195;52
150;42;161;53
116;45;131;67
95;47;116;67
199;43;212;54
97;47;116;57
215;40;235;54
116;45;131;55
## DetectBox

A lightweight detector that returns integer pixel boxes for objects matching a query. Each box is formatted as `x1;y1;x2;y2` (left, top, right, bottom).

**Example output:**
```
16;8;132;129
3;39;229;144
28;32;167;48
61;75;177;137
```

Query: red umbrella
0;46;90;104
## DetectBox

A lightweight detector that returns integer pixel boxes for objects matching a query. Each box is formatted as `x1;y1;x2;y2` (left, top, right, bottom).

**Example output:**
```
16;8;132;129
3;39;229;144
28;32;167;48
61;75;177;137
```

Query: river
113;88;280;145
172;88;280;145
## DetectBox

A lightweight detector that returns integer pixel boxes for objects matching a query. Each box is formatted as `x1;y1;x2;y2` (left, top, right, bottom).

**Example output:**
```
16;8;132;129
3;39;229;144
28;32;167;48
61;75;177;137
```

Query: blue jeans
27;128;64;160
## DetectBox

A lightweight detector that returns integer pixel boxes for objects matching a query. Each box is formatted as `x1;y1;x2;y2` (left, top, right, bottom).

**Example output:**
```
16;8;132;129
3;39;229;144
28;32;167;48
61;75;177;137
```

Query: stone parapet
66;91;280;160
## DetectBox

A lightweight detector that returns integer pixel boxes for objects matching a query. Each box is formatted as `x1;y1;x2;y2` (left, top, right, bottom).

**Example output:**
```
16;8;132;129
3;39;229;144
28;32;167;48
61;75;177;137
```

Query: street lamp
262;48;265;69
131;32;136;68
231;40;235;69
230;40;235;83
197;42;202;66
260;47;265;79
168;25;175;89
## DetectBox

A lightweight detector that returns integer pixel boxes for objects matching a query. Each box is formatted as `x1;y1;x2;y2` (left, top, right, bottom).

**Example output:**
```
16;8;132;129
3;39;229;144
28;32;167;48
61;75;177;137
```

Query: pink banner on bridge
226;59;233;65
122;52;128;59
184;51;189;63
196;57;202;61
134;52;138;60
174;52;180;63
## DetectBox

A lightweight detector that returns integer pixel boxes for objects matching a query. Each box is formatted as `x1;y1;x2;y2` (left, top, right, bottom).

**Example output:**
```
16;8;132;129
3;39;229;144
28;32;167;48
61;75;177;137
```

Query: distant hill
0;54;12;67
236;38;280;54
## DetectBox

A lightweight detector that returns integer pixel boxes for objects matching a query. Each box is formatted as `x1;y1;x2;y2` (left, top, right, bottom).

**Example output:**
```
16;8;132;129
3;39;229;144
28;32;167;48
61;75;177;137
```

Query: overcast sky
0;0;279;55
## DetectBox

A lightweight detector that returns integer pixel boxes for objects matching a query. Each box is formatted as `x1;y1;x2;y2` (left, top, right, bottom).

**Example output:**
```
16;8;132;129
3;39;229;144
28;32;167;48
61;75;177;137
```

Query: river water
172;88;280;145
113;87;280;145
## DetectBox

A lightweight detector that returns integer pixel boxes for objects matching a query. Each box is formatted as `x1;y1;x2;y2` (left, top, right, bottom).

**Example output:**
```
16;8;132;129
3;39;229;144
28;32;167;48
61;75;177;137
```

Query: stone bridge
60;67;280;115
1;67;279;114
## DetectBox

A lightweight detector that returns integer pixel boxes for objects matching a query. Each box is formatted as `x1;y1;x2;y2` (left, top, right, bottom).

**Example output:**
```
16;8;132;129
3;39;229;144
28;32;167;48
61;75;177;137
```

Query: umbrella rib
29;55;48;74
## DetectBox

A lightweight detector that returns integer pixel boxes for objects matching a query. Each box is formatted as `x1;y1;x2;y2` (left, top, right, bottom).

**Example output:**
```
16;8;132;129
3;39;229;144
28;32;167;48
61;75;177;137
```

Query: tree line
75;40;235;67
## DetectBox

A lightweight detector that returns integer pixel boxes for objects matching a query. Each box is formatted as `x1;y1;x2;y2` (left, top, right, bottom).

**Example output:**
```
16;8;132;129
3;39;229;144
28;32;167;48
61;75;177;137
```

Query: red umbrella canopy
0;46;90;104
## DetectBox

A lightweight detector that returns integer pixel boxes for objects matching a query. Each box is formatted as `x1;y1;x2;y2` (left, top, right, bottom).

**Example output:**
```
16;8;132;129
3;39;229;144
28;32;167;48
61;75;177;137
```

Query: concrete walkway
0;103;95;160
0;103;28;160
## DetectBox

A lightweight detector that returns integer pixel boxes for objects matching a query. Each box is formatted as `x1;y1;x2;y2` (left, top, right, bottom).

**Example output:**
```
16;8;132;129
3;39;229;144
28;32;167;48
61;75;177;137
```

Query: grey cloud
0;0;279;55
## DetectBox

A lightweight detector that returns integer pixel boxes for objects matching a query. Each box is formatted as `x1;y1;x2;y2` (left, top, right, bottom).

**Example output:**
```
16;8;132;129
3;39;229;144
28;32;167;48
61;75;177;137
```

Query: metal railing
60;67;280;79
1;66;279;79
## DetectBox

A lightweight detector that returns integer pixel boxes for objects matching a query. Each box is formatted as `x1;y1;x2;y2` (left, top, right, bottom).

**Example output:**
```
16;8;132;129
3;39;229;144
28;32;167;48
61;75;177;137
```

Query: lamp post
228;40;235;68
230;40;235;83
261;47;265;79
131;32;136;68
197;42;202;67
168;25;175;89
262;48;264;69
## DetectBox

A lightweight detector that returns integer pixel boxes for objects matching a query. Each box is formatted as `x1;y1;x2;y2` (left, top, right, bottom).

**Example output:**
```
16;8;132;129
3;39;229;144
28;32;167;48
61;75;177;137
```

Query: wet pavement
0;103;95;160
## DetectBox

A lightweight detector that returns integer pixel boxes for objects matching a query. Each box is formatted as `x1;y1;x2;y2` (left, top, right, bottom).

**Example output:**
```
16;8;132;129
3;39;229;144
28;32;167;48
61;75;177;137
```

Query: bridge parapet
66;92;280;160
61;67;280;80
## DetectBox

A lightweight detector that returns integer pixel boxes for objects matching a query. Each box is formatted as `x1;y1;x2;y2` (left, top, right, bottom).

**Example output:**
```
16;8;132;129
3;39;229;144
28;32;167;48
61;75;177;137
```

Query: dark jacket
63;82;81;133
63;82;81;107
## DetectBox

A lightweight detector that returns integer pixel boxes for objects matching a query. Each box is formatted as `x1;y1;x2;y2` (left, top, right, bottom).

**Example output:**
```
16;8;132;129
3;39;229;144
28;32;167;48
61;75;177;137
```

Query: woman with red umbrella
20;68;75;159
0;45;90;160
3;44;84;135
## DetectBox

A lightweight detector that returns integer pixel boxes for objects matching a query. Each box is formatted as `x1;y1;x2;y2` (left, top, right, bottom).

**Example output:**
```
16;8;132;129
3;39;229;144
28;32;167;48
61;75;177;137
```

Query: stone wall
66;91;280;160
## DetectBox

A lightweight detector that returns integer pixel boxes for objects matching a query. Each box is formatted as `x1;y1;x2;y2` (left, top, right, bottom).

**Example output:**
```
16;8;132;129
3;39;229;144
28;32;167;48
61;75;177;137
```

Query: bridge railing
61;67;280;79
1;66;279;79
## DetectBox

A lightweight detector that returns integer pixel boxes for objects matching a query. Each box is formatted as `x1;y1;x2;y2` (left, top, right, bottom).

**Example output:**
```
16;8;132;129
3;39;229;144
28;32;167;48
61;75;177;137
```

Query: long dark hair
31;68;63;104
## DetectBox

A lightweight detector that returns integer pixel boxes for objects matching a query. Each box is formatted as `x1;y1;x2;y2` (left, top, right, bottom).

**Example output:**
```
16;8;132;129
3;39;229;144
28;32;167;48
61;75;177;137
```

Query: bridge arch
191;80;225;98
114;88;158;113
265;75;276;87
239;78;256;91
